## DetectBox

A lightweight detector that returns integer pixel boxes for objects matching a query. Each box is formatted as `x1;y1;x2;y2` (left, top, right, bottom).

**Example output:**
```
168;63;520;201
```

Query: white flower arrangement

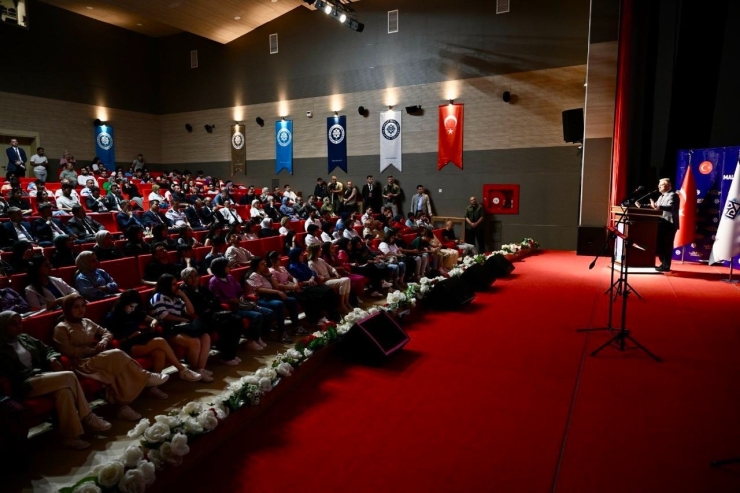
95;461;125;489
72;482;101;493
448;267;464;277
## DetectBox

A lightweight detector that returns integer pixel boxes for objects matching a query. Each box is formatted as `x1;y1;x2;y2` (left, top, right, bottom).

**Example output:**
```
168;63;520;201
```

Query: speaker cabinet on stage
422;277;476;310
577;226;610;257
484;254;515;278
340;310;410;362
460;263;496;291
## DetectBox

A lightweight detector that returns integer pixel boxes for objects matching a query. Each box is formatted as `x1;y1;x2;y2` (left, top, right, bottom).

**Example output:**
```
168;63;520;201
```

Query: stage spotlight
405;105;422;115
93;118;103;127
255;117;265;126
185;123;193;132
309;0;363;33
339;13;347;22
324;4;333;14
204;124;215;133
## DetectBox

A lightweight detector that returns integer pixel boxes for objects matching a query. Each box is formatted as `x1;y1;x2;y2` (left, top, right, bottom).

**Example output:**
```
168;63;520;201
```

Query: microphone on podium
620;186;646;206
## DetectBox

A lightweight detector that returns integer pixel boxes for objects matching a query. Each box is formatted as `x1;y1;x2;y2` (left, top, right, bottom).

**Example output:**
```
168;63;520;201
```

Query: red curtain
610;0;634;207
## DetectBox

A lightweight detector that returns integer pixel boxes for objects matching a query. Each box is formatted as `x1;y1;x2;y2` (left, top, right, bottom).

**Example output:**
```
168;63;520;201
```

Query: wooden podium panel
611;206;662;267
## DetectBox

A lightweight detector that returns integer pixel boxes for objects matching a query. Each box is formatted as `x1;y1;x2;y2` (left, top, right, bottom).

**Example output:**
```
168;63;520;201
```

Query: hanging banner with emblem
230;124;246;176
275;120;293;175
380;110;402;172
94;125;115;171
438;104;464;170
327;115;347;174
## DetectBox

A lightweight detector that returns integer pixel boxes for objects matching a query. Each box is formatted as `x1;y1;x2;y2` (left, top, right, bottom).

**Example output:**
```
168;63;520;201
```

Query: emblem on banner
277;128;292;147
382;120;400;140
231;132;245;150
328;124;345;145
443;115;458;135
724;199;740;220
97;132;113;150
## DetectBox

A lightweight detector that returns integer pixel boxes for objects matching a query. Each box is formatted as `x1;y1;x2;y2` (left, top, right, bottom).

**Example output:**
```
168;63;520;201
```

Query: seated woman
177;225;202;248
8;188;32;216
7;240;35;274
283;230;298;255
36;190;67;216
225;233;253;267
320;221;335;243
250;199;266;220
243;219;261;241
307;243;352;313
325;239;367;302
104;290;201;400
278;216;292;236
348;236;387;297
203;222;225;247
175;244;206;275
286;248;340;320
0;311;111;449
267;250;333;329
92;230;123;262
74;251;118;301
53;294;168;422
208;258;269;351
320;197;335;216
50;235;77;269
245;256;301;344
123;225;151;257
426;228;458;273
149;274;213;382
151;223;177;251
25;256;78;311
148;184;167;205
180;267;243;365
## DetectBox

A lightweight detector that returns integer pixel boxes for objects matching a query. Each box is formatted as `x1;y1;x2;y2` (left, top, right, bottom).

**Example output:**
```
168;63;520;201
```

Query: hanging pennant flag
275;120;293;175
380;110;402;172
327;115;348;173
674;163;697;248
94;125;115;171
709;159;740;264
438;104;464;170
231;124;246;176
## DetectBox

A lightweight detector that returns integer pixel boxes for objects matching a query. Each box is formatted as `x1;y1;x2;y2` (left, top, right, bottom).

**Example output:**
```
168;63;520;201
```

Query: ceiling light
339;13;347;22
136;23;143;26
86;6;93;9
234;16;241;20
304;0;364;33
324;5;333;14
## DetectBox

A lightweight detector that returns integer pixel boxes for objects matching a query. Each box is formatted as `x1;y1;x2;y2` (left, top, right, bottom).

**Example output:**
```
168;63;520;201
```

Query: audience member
24;256;77;311
74;252;118;301
92;231;122;262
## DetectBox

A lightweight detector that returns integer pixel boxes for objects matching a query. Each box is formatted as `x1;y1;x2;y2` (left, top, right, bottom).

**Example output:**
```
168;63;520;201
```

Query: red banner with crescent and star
438;104;463;170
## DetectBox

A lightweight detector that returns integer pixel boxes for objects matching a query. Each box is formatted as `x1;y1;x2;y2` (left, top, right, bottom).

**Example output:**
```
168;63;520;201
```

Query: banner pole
722;257;739;284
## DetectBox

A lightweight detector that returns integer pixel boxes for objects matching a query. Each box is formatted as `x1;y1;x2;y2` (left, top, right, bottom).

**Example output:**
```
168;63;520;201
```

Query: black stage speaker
484;254;515;278
340;310;410;362
422;277;476;310
577;226;610;257
460;263;496;291
562;108;584;143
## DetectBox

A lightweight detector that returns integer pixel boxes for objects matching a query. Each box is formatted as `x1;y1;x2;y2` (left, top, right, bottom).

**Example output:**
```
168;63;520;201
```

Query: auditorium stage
7;251;740;492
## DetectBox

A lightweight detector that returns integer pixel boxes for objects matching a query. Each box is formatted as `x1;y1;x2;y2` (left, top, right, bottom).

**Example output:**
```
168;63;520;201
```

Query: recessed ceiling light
86;6;93;9
234;16;241;20
136;23;143;26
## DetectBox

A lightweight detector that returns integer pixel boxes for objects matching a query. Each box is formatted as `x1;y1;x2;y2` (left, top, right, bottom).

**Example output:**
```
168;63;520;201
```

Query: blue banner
674;146;740;268
94;125;115;171
327;115;347;173
275;120;293;175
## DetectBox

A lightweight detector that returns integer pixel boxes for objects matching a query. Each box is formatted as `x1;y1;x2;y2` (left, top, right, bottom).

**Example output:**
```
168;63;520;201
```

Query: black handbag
167;319;207;338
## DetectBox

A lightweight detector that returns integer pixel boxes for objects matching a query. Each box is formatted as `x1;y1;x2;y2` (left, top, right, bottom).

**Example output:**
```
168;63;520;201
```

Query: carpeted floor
169;251;740;493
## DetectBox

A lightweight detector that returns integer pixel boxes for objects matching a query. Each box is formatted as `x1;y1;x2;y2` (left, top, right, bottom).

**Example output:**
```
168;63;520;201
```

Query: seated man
67;205;105;243
184;199;211;230
55;183;81;213
102;183;126;211
216;199;243;226
165;199;189;228
79;178;96;199
279;196;297;217
141;242;182;286
116;201;143;234
32;203;74;246
7;189;32;216
2;208;36;248
84;186;108;213
0;311;112;449
141;200;172;230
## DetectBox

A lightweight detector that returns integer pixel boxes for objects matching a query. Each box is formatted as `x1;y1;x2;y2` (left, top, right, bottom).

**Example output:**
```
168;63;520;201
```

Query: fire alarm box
482;184;519;215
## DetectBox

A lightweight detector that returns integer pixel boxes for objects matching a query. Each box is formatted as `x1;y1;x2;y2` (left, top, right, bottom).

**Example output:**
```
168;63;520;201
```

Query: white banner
380;110;402;172
709;160;740;264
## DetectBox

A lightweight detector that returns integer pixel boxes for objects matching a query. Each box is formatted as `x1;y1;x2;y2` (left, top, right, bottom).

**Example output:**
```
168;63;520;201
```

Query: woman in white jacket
25;256;78;311
306;243;351;313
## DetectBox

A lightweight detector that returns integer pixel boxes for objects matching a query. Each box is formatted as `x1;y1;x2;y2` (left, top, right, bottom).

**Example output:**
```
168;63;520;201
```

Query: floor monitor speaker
484;254;515;278
340;310;410;362
422;276;476;310
460;263;496;291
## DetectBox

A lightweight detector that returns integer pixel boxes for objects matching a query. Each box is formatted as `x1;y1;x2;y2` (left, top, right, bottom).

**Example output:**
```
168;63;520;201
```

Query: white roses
142;422;171;444
95;460;124;489
117;469;146;493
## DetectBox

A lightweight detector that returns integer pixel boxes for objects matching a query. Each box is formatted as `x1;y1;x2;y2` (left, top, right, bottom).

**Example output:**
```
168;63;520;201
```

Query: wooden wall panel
584;41;618;139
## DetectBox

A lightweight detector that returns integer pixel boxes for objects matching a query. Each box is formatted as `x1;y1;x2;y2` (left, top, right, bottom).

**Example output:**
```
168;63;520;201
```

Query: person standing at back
465;196;485;254
5;139;27;179
30;147;48;182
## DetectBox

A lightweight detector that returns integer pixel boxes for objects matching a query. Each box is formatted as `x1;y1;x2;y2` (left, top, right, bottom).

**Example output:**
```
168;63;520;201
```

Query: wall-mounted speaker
255;117;264;127
503;91;511;103
562;108;584;143
405;105;422;115
185;124;193;133
358;106;368;117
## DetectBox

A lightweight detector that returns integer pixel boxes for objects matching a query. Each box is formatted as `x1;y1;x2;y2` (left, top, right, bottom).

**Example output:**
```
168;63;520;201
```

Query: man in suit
2;208;35;248
141;200;172;229
361;175;382;215
641;178;680;272
184;199;211;230
84;187;109;213
116;201;143;233
5;139;27;179
102;183;125;211
32;203;74;246
409;185;433;217
67;205;105;243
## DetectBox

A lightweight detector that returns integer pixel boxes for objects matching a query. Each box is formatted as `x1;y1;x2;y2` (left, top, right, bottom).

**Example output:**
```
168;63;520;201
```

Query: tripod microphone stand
589;227;662;362
606;205;641;300
577;227;619;335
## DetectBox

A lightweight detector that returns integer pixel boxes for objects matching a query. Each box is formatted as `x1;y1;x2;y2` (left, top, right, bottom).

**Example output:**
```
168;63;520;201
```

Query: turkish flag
674;164;697;248
438;104;463;170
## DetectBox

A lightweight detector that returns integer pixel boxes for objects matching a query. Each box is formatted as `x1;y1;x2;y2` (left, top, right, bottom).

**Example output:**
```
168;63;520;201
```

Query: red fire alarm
482;184;520;215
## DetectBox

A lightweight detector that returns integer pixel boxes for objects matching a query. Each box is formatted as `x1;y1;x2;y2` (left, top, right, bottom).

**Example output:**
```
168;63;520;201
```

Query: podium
611;206;663;268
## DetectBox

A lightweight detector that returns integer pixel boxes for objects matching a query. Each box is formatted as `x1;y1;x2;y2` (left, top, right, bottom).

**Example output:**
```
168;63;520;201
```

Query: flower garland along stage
60;238;538;493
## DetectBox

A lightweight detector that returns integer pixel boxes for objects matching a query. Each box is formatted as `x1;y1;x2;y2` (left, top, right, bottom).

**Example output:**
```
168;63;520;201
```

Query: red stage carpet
170;252;740;493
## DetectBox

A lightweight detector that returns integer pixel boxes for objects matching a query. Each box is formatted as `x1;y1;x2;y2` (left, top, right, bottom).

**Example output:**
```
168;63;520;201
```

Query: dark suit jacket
117;212;142;232
67;216;104;238
141;210;172;228
5;146;27;173
185;205;214;227
85;196;108;212
362;183;382;212
103;193;124;211
2;220;35;246
32;218;71;243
